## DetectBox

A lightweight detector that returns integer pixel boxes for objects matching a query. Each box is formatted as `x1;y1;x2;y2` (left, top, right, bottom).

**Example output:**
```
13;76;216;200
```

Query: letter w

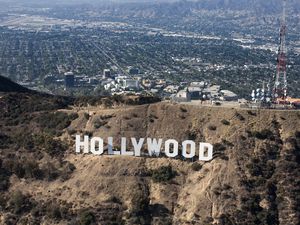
147;138;162;156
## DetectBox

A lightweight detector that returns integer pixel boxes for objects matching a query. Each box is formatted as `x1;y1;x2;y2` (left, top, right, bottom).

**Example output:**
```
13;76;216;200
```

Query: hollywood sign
75;135;213;161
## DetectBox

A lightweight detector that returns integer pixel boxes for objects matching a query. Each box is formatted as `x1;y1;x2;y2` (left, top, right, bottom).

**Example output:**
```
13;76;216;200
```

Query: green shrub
180;107;188;113
67;129;77;135
0;193;7;209
36;112;78;135
252;129;273;140
94;119;107;129
208;125;217;131
9;190;31;214
187;130;198;140
60;162;76;181
235;112;245;121
46;202;62;219
191;163;202;171
23;159;43;180
106;196;122;204
0;173;9;191
132;113;139;118
247;110;257;116
214;143;226;152
84;113;90;120
221;119;230;125
41;162;59;181
32;133;68;156
151;165;177;183
79;210;96;225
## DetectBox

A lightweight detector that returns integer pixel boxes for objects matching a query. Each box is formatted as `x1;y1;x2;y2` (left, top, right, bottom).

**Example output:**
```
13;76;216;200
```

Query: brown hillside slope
1;102;300;225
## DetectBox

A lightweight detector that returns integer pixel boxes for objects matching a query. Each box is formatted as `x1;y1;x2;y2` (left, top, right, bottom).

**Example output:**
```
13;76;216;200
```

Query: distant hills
3;0;300;14
84;0;300;19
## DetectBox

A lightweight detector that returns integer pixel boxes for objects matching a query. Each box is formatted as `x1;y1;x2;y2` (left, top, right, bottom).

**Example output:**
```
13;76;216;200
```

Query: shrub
12;160;26;178
36;112;78;136
84;131;93;137
23;159;43;180
84;113;90;120
79;210;96;225
0;173;9;191
94;119;107;129
247;111;257;116
67;129;77;135
235;112;245;121
208;125;217;131
151;165;177;183
0;193;7;209
41;162;59;181
131;113;138;118
191;163;202;171
3;158;43;180
102;98;113;108
221;119;230;125
46;202;62;219
130;185;150;216
32;134;68;156
222;139;234;147
106;196;122;204
187;130;198;140
180;107;188;113
214;143;226;152
60;162;76;181
0;133;12;149
253;129;273;140
9;190;31;214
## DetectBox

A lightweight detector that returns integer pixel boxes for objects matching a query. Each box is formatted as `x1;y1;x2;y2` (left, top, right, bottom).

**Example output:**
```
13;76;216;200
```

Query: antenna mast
273;0;288;102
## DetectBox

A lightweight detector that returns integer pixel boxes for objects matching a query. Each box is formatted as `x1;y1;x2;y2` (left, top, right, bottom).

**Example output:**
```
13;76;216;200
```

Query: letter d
199;143;213;161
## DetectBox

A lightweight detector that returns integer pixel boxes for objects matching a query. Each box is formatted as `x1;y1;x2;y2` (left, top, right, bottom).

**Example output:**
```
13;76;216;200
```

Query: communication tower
273;0;288;102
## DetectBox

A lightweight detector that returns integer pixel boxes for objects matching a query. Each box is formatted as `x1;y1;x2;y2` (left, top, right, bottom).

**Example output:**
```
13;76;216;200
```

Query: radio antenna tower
273;0;288;102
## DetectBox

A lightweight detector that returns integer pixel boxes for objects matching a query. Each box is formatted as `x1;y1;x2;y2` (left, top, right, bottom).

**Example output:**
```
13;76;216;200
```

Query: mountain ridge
0;91;299;224
0;76;31;93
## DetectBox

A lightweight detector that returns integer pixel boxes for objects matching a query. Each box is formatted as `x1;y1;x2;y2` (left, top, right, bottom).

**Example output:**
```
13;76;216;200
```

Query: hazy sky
0;0;179;2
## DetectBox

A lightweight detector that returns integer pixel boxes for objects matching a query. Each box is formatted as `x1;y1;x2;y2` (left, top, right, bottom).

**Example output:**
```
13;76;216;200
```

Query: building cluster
44;67;239;103
173;82;238;102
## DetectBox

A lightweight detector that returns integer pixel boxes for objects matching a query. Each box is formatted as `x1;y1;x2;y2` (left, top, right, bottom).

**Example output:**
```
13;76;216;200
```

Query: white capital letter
91;137;104;155
147;138;163;156
199;143;213;161
165;139;178;158
76;135;89;153
121;137;134;156
108;137;120;155
131;138;144;157
182;140;196;158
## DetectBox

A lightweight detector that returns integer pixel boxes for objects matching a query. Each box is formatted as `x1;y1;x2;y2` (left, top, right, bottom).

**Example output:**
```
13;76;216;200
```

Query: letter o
91;137;104;155
182;140;196;158
165;139;179;158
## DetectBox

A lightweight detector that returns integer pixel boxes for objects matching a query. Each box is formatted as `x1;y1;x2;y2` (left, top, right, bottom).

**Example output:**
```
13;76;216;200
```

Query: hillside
0;92;299;225
0;76;31;93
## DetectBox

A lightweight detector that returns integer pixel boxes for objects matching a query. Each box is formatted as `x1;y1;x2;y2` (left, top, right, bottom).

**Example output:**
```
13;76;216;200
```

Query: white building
220;90;238;101
123;79;140;90
173;89;191;102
